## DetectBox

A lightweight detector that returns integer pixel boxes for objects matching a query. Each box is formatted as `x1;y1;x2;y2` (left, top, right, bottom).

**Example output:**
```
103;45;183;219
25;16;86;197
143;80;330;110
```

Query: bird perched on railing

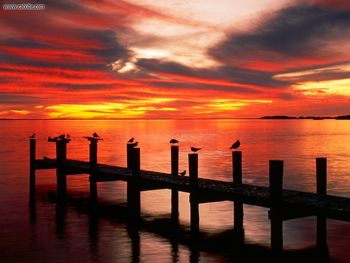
190;147;201;153
84;132;102;141
179;170;186;176
229;140;240;150
28;133;35;139
170;138;179;144
128;137;135;143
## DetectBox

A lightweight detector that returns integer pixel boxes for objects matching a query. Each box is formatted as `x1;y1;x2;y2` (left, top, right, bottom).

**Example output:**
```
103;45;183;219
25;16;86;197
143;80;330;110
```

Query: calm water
1;119;350;262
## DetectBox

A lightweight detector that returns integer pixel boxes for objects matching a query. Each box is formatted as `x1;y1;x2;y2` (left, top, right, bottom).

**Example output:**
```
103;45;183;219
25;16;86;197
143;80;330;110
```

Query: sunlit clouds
0;0;350;118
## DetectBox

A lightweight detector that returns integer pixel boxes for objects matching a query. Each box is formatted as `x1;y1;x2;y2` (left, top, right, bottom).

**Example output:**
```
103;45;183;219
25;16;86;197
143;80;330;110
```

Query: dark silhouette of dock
28;135;350;255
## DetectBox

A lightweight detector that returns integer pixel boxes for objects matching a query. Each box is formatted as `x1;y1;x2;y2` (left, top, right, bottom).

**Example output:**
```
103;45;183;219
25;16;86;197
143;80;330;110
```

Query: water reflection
1;119;349;262
30;192;332;263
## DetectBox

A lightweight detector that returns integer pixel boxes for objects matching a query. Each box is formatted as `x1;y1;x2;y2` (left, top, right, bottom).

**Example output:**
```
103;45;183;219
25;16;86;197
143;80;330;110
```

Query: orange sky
1;0;350;119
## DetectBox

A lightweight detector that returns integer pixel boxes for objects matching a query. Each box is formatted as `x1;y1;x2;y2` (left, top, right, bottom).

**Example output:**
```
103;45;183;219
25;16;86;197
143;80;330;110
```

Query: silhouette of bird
128;137;135;143
190;147;201;153
48;136;55;142
93;132;99;138
130;141;138;148
230;140;240;150
29;133;35;139
179;170;186;176
66;134;70;139
169;138;179;144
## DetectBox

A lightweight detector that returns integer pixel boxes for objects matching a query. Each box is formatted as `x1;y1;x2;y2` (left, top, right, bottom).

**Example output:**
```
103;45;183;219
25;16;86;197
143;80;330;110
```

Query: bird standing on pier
93;132;99;138
170;138;179;144
230;140;240;150
128;137;135;143
179;170;186;176
29;133;35;139
190;147;201;153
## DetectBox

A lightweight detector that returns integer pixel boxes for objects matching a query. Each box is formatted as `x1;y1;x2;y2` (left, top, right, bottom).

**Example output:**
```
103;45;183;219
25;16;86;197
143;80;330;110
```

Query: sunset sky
1;0;350;119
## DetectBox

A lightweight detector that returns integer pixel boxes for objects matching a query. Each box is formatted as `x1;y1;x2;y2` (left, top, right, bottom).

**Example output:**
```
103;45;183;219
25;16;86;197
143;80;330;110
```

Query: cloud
210;4;350;70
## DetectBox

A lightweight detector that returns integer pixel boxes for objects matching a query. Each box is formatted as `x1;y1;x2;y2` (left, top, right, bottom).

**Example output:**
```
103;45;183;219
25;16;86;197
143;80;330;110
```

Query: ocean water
0;119;350;262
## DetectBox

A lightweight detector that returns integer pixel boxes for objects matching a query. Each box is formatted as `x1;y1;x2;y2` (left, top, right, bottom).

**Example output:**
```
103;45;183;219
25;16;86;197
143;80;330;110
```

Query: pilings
55;138;69;198
189;153;199;234
29;138;36;205
316;157;328;251
171;145;179;223
269;160;284;253
127;147;141;222
89;138;98;203
29;136;337;258
232;151;243;233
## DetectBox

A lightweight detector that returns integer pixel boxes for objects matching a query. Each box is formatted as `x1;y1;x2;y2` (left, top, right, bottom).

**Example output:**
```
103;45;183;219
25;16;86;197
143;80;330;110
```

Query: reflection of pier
29;136;350;254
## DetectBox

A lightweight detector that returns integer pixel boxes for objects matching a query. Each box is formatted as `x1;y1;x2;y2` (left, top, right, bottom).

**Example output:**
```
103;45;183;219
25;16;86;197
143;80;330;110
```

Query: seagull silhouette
190;147;201;153
230;140;240;150
93;132;99;138
128;137;135;143
179;170;186;176
48;136;55;142
29;133;35;139
66;134;70;139
170;138;179;144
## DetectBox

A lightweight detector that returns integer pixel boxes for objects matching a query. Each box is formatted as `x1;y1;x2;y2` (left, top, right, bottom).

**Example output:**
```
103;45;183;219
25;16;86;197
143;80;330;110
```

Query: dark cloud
210;5;350;62
136;58;288;90
137;59;197;77
83;29;130;63
0;94;39;104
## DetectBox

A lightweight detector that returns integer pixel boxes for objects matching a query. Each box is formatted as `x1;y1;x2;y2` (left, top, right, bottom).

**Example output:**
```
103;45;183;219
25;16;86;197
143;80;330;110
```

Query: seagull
66;134;70;139
130;141;138;148
29;133;35;139
48;136;55;142
230;140;240;150
190;147;201;153
169;138;179;144
128;137;135;143
93;132;99;138
179;170;186;176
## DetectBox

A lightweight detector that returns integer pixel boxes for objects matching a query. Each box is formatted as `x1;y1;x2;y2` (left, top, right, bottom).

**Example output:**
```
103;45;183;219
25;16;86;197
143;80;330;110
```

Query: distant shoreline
261;115;350;120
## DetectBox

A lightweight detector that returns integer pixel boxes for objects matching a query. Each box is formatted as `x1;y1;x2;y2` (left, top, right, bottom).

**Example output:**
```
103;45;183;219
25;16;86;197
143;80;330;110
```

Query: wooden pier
29;136;350;253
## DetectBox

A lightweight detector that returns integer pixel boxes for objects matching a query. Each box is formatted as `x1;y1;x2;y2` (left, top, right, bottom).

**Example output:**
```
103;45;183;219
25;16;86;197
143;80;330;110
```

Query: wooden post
171;145;179;223
189;153;199;234
316;157;328;251
89;138;98;203
269;160;284;252
316;157;327;196
232;151;243;233
29;138;36;205
232;151;242;184
127;147;141;222
270;209;283;253
269;160;284;202
56;139;68;198
127;143;133;169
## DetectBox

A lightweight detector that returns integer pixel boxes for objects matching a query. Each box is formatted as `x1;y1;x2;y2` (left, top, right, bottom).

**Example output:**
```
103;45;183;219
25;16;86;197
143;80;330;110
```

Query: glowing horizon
1;0;350;119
